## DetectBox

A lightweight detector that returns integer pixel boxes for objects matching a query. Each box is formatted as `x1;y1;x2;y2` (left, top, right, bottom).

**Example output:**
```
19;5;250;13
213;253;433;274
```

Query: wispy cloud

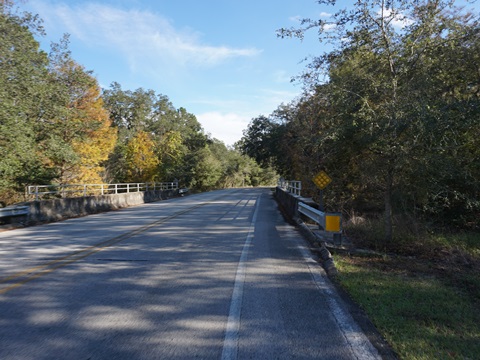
194;87;298;144
273;70;292;84
259;88;299;105
196;112;251;145
323;23;337;31
34;2;261;69
290;11;332;23
378;7;414;29
319;12;332;18
289;15;302;23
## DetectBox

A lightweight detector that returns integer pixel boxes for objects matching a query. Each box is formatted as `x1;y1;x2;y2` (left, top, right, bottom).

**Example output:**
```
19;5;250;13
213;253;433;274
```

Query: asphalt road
0;188;381;359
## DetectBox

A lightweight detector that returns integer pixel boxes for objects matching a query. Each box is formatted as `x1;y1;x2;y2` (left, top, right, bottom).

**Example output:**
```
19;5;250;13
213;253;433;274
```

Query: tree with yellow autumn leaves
124;131;159;183
70;85;117;184
44;35;117;185
0;5;117;202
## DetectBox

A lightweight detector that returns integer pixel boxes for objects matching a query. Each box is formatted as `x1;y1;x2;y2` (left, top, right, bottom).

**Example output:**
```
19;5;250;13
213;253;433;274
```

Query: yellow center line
0;200;216;295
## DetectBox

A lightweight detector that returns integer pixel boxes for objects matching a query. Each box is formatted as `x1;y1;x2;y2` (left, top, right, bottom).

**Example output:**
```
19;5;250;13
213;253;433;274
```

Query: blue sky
21;0;479;145
21;0;327;145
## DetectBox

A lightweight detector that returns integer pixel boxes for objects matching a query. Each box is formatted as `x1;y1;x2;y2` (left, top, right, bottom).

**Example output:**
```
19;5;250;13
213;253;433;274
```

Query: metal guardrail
298;202;325;226
0;205;30;218
278;179;302;196
26;182;179;201
298;202;342;234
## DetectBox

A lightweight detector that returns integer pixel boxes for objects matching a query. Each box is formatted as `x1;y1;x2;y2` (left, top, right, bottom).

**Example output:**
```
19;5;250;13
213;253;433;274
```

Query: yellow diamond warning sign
312;171;332;190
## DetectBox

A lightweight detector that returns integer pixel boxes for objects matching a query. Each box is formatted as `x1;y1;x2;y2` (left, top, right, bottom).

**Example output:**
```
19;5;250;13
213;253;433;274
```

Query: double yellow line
0;201;209;295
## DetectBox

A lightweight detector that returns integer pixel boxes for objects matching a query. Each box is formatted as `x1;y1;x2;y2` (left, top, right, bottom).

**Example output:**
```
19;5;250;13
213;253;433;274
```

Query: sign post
311;170;342;245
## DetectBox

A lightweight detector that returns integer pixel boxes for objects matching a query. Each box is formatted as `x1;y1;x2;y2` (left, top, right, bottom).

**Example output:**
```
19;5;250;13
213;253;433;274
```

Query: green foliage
243;0;480;233
190;146;223;191
239;115;284;170
44;35;117;184
335;254;480;359
0;5;54;199
102;84;275;190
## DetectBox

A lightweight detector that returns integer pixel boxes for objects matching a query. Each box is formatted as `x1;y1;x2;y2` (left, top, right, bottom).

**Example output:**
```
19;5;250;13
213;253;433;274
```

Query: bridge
0;188;382;359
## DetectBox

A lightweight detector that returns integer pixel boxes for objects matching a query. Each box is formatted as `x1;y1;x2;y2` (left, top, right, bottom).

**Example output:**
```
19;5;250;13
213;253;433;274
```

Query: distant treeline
0;2;277;205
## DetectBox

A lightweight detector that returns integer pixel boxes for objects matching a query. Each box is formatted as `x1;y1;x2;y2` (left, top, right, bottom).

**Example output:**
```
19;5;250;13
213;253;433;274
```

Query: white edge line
295;241;381;360
221;195;261;360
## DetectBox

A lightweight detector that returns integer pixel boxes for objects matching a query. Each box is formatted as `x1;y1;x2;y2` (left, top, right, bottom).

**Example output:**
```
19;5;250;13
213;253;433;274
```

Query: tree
102;83;209;186
276;0;480;237
190;146;223;191
239;115;285;171
124;131;159;182
1;4;120;204
0;2;54;203
43;35;116;184
70;84;117;184
157;130;184;180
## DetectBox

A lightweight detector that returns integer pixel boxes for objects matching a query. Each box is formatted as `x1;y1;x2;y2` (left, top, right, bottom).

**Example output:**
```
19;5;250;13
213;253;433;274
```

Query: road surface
0;188;380;359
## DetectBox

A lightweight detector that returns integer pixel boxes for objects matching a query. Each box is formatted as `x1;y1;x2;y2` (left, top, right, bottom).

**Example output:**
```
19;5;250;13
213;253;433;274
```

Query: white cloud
378;8;414;29
258;89;299;108
194;88;298;145
196;112;251;146
34;2;261;69
323;23;337;31
291;12;331;23
273;70;292;84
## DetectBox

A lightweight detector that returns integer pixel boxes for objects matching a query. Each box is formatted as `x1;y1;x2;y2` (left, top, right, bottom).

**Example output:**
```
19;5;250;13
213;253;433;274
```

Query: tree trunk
384;169;393;244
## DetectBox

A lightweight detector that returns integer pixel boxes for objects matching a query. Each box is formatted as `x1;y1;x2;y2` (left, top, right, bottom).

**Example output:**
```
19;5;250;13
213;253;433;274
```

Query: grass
334;218;480;359
432;232;480;257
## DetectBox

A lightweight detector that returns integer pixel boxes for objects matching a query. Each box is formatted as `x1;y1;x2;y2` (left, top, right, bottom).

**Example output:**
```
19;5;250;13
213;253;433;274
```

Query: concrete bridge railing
1;189;179;227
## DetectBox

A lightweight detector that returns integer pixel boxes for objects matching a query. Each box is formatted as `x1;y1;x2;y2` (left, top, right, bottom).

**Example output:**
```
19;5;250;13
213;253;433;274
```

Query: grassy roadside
332;224;480;359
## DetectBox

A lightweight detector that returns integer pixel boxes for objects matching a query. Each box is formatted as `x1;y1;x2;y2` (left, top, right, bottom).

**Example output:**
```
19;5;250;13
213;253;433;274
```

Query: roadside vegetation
240;0;479;235
335;221;480;359
238;1;479;358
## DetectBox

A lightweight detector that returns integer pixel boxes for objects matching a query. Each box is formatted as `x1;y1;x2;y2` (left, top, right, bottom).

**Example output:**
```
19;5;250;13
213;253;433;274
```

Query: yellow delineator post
297;202;343;245
325;213;342;233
